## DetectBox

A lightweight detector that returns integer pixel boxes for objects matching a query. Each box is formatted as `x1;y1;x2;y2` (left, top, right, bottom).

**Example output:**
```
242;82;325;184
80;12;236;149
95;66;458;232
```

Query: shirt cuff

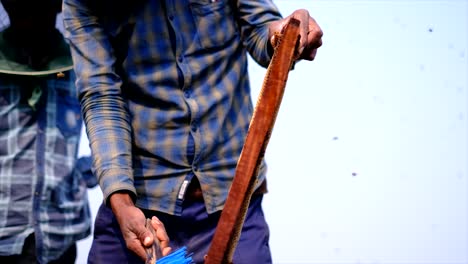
99;168;136;206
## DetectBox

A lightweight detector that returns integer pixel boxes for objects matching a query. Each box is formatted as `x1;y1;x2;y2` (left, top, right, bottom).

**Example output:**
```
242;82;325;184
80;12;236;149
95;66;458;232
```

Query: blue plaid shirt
0;39;94;262
63;0;282;215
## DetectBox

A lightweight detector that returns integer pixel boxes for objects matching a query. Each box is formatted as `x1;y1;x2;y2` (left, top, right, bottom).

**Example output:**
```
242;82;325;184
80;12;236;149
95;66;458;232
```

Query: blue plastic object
156;247;193;264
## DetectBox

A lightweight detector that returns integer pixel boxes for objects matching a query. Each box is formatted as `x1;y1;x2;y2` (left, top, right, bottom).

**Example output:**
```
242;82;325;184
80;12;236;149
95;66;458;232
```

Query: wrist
109;191;135;213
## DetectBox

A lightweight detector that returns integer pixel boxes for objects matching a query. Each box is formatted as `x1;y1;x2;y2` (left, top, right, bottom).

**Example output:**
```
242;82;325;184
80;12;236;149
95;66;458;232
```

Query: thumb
125;219;155;261
139;227;154;248
289;9;310;55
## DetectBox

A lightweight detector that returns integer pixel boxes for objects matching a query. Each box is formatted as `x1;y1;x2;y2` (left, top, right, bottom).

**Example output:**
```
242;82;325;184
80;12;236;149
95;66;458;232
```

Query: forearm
81;90;136;203
63;0;136;203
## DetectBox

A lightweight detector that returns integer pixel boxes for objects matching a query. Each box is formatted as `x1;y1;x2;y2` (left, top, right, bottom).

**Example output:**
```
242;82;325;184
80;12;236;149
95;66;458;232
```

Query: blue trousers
88;195;272;264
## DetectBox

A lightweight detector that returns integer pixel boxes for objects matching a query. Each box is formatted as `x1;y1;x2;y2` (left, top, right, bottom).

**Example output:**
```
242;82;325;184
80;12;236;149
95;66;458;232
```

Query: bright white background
77;1;468;263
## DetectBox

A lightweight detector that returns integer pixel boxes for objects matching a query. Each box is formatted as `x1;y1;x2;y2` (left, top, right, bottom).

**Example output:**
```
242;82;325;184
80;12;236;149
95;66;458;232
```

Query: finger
136;221;154;248
301;36;321;60
129;221;153;260
121;219;152;260
291;9;310;54
301;47;318;61
126;238;150;261
298;20;322;60
137;229;154;260
270;33;279;48
307;17;323;49
268;19;286;49
162;247;173;257
151;216;171;251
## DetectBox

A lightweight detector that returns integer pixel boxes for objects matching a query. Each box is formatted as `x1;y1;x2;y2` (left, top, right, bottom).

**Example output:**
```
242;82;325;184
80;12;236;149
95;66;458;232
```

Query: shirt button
178;55;183;63
184;90;190;98
169;14;174;20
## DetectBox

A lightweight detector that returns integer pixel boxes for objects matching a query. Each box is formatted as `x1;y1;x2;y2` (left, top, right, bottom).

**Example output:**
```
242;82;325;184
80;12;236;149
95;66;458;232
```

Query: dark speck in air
352;172;357;177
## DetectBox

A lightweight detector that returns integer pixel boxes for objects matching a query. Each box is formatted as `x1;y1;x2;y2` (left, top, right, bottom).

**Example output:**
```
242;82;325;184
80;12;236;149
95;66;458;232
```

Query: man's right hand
109;192;171;260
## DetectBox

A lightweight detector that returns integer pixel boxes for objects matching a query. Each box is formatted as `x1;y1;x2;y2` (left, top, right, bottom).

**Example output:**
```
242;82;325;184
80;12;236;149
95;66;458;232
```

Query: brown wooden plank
204;18;301;264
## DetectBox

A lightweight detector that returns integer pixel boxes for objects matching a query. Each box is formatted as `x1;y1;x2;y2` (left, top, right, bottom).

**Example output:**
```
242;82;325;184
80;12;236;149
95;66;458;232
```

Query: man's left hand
268;9;323;61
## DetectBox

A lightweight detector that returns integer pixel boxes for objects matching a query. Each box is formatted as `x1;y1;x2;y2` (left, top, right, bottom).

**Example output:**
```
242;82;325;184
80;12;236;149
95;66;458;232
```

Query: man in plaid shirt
64;0;323;263
0;0;96;263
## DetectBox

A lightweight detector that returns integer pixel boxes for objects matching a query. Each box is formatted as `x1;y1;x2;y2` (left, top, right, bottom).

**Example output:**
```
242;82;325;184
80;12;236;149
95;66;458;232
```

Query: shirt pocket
56;92;82;139
189;0;238;50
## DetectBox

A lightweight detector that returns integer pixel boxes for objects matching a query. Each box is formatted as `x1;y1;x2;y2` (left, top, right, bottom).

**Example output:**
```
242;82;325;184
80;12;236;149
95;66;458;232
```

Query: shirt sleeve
63;0;136;204
237;0;283;68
